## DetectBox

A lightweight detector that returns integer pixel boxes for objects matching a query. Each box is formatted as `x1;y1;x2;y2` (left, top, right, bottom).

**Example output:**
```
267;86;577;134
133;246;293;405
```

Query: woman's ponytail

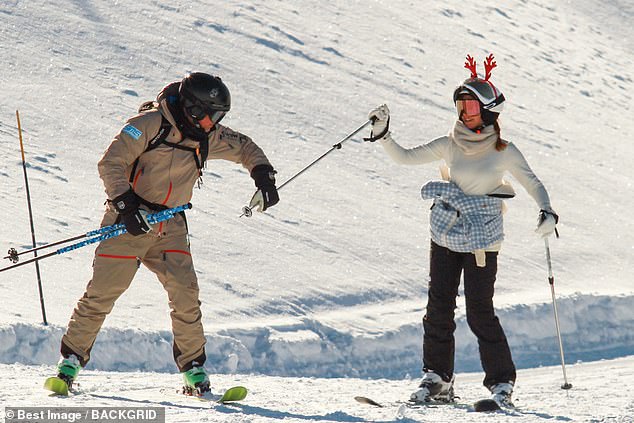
494;120;508;151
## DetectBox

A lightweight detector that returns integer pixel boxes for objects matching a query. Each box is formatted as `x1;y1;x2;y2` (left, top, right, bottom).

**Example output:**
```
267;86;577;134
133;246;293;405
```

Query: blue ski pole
5;209;186;263
1;204;191;273
5;223;127;263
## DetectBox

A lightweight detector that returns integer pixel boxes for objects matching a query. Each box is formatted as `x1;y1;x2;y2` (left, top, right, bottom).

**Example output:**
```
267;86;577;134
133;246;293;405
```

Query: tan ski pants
61;214;205;372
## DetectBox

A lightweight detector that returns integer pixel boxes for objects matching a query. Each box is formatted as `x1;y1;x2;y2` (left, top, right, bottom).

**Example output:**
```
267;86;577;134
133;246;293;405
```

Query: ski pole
0;204;192;273
16;110;48;325
5;204;198;262
544;237;572;390
5;222;129;263
240;119;373;217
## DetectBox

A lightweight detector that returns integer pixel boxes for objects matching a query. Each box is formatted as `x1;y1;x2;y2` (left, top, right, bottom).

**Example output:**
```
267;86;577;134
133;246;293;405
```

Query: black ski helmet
179;73;231;125
453;54;505;126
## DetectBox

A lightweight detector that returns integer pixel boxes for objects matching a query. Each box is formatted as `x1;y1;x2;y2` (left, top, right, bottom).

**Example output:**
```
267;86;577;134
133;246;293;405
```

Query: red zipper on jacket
132;168;143;190
157;182;173;234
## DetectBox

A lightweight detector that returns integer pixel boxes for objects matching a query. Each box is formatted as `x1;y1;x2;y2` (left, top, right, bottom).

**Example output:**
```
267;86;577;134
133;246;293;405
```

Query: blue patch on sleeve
122;124;143;140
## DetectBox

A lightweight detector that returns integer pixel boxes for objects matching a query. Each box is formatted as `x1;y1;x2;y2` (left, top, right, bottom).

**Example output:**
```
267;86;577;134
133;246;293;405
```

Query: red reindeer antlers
483;54;497;81
464;54;498;80
464;55;478;78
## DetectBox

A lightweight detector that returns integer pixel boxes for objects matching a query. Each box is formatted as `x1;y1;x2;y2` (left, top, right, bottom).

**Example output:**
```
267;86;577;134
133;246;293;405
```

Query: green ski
170;385;248;403
44;376;70;396
217;386;248;403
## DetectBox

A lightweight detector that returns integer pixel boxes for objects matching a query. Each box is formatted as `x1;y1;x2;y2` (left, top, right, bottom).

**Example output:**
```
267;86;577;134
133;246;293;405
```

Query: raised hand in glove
364;104;390;142
112;189;152;236
249;164;279;212
535;209;559;238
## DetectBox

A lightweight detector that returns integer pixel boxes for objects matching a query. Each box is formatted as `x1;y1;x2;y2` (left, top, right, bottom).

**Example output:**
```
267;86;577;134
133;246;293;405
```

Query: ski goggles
456;99;481;116
185;104;227;124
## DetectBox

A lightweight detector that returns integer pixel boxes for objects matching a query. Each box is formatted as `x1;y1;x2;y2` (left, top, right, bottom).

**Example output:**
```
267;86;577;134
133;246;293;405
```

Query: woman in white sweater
367;55;558;408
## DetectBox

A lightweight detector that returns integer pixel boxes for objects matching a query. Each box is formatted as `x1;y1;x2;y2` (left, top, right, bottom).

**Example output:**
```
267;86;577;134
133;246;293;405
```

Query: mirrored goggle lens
186;105;226;123
208;110;226;123
456;99;481;116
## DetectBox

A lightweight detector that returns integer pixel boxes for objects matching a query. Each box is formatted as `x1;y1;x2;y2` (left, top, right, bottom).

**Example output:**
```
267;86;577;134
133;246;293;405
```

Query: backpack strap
128;111;208;188
128;115;173;184
161;141;202;171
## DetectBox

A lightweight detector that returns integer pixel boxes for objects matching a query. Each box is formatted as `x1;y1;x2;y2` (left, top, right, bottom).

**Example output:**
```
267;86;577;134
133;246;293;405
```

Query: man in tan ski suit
54;73;279;393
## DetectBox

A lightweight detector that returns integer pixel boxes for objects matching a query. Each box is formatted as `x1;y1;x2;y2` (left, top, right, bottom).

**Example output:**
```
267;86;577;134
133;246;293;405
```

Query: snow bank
2;293;632;378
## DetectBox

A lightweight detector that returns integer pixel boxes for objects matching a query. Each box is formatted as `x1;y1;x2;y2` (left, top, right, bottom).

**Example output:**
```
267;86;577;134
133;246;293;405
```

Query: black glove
249;164;279;212
111;189;152;236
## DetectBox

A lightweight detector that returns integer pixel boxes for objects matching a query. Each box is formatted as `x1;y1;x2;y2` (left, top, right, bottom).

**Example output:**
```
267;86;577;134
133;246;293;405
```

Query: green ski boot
182;366;210;396
44;355;81;395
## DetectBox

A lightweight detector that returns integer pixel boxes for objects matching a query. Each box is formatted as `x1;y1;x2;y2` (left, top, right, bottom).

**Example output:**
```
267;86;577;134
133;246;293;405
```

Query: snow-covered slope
2;293;633;378
1;0;633;420
2;356;634;422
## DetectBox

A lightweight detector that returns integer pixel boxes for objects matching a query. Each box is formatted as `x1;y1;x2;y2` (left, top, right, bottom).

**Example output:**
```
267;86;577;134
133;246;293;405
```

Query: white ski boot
490;382;514;407
410;371;455;403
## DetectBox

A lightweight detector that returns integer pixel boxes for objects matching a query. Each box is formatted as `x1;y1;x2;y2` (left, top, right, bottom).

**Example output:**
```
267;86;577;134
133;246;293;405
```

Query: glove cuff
251;164;277;188
363;116;390;142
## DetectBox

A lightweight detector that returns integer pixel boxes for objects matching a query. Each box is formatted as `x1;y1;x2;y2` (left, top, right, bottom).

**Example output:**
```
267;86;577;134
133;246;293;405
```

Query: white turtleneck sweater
380;120;552;211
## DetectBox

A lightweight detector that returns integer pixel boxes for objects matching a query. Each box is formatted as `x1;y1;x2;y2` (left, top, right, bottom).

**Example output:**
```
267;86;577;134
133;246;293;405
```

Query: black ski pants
423;241;516;388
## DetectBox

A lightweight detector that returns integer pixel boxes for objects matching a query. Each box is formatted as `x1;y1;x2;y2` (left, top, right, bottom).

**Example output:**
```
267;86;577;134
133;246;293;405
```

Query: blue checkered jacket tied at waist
421;181;504;253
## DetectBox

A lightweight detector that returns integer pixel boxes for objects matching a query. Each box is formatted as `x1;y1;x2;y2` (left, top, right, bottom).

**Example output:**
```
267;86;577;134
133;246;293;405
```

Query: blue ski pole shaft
5;216;147;262
0;204;191;273
56;227;128;254
6;232;98;262
6;220;135;262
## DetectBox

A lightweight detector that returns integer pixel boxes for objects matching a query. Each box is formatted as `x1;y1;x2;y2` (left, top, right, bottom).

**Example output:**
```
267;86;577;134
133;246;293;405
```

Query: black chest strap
128;115;208;184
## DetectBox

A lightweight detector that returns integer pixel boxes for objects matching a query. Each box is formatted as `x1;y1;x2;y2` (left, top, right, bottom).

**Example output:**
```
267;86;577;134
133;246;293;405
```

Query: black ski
354;396;463;410
354;396;384;407
473;398;501;412
356;395;505;413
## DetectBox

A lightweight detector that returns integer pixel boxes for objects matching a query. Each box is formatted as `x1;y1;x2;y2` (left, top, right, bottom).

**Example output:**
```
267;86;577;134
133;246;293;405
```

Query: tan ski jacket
98;83;271;224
